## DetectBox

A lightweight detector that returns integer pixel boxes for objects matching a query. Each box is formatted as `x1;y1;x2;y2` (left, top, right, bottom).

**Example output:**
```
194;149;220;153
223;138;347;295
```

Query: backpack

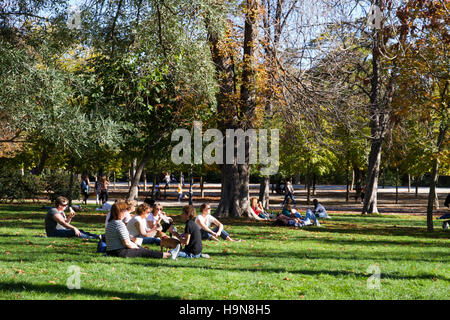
96;238;107;253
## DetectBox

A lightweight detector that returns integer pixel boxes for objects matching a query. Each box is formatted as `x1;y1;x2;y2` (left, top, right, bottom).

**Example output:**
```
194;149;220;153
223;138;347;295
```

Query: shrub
0;168;43;203
42;170;81;202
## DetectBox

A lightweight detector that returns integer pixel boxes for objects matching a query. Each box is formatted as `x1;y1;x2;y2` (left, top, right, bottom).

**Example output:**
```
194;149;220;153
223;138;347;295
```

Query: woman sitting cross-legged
127;203;161;246
170;205;207;259
195;203;241;242
105;202;180;259
45;196;100;239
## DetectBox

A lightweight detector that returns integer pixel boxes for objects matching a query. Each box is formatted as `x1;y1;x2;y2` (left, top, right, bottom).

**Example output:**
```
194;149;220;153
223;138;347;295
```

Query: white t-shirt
127;215;146;238
105;211;132;229
195;214;216;229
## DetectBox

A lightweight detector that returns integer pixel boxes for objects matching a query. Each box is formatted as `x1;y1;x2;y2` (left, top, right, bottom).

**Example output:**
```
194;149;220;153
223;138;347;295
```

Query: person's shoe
201;253;211;259
170;244;181;260
315;220;321;227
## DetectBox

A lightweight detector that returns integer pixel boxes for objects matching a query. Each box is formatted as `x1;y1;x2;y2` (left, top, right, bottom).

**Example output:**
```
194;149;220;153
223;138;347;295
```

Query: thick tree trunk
362;138;383;214
127;152;152;201
35;147;49;175
427;159;439;232
259;176;270;211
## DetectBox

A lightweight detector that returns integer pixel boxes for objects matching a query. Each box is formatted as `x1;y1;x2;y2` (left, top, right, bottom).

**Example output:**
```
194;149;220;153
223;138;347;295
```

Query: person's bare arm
122;238;139;249
195;219;217;236
53;213;80;236
210;217;223;237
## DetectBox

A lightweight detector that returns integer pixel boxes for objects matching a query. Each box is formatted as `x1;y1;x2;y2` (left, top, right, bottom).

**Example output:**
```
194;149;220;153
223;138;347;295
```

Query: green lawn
0;203;448;300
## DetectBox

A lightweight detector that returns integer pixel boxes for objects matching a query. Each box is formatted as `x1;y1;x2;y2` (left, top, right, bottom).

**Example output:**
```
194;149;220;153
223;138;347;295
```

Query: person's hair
283;202;292;210
136;203;150;216
182;205;196;220
199;203;210;213
55;196;68;207
313;199;319;206
101;175;107;183
152;202;162;212
144;198;155;206
125;199;137;210
109;202;129;222
250;197;258;208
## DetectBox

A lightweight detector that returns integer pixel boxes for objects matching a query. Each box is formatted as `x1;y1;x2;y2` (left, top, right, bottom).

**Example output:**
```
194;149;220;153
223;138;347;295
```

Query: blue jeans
177;251;202;258
283;192;296;205
48;229;99;239
303;209;318;224
201;226;229;240
141;237;161;245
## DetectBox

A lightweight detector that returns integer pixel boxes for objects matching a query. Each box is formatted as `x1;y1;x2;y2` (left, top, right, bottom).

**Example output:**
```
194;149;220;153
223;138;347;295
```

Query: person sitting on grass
127;203;161;246
195;203;242;242
250;197;275;220
105;199;137;229
171;205;209;259
147;203;177;235
312;199;330;219
105;202;179;259
45;196;100;239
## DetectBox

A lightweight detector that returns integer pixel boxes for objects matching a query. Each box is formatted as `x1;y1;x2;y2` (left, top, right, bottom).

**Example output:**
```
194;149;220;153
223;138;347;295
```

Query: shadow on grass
129;261;447;282
0;281;181;300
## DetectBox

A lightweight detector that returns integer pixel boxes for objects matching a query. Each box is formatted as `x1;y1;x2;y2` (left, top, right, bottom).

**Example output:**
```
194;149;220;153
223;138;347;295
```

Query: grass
0;203;448;300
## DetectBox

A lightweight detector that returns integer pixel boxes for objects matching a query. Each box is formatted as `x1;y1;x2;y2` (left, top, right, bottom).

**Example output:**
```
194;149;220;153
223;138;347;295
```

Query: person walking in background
282;178;296;206
99;175;110;205
80;175;90;205
94;177;101;205
177;182;183;202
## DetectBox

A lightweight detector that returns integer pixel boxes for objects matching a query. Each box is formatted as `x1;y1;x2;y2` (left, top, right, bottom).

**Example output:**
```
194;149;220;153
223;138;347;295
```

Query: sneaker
315;220;321;227
201;253;211;259
170;244;181;260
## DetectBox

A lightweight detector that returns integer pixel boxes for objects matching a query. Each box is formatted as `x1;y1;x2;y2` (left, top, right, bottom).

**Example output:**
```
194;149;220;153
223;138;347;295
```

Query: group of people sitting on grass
44;195;329;259
44;196;242;260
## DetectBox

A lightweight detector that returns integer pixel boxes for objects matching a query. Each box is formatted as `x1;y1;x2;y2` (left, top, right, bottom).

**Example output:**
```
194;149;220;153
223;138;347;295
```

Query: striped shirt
105;220;130;251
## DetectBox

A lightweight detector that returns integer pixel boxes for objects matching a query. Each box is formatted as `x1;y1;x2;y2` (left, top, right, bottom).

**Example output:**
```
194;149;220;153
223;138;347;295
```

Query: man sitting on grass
45;196;100;239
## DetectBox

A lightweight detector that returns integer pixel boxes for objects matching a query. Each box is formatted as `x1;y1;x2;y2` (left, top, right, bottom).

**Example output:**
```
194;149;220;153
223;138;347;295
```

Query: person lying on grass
171;205;209;259
147;202;177;235
127;203;161;246
278;203;321;227
45;196;100;239
195;203;242;242
105;201;179;259
104;199;137;229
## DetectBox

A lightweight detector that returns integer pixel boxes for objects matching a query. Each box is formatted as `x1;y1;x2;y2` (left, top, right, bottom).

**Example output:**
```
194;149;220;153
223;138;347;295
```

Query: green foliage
42;170;81;202
0;169;43;203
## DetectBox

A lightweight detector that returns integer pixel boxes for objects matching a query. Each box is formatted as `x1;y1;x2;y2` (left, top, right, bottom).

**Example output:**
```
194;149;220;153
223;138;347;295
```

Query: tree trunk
200;176;204;198
259;176;270;211
354;166;362;203
312;173;317;196
127;152;152;201
346;160;350;203
351;168;355;191
362;138;383;214
68;161;75;207
143;169;147;192
207;0;258;218
306;169;311;205
395;167;399;204
407;173;411;193
35;147;49;175
427;159;439;232
415;177;419;198
113;172;116;191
